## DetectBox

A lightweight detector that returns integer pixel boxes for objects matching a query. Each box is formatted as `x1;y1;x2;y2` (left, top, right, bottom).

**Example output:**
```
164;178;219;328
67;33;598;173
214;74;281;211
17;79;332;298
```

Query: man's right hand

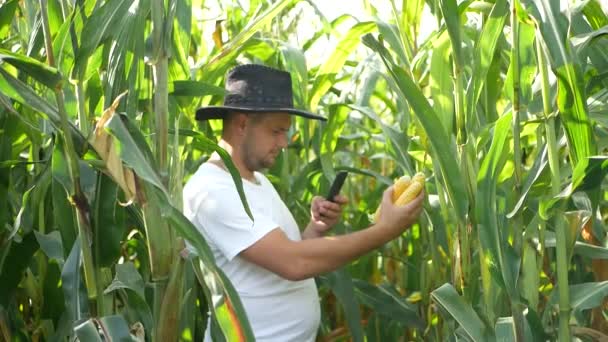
375;185;425;236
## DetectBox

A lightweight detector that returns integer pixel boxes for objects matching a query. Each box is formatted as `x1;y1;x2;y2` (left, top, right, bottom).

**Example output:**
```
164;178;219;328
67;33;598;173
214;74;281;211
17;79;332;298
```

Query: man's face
242;112;291;171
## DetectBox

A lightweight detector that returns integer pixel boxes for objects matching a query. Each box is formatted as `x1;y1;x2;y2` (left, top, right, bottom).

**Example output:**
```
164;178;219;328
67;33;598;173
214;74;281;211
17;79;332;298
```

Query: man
183;64;424;341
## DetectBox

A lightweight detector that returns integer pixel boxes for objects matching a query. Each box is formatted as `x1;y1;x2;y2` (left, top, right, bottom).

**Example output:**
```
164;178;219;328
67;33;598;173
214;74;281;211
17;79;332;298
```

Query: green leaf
324;270;364;342
172;0;193;79
431;283;489;342
204;0;293;70
52;137;74;196
571;26;608;57
546;281;608;315
320;104;350;179
0;48;62;88
279;44;308;107
495;317;516;342
98;315;134;342
74;319;103;342
430;30;454;134
477;111;521;298
104;262;145;298
0;233;39;307
0;68;60;122
375;20;410;68
348;104;413;173
438;0;464;68
571;156;608;192
362;34;468;220
52;176;77;257
465;0;507;120
104;114;167;197
176;217;255;341
61;237;88;322
540;156;608;218
0;0;18;37
530;0;597;165
105;0;149;109
34;230;65;265
353;279;424;330
507;146;548;218
71;0;133;81
544;232;608;259
93;174;125;267
309;22;376;111
74;315;133;342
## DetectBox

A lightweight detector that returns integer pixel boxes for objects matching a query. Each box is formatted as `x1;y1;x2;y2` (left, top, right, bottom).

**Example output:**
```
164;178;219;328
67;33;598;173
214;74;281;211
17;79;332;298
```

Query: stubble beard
242;141;274;172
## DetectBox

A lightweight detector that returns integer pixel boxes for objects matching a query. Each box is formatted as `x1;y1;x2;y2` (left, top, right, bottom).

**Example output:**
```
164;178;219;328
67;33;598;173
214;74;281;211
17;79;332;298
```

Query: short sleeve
193;184;279;261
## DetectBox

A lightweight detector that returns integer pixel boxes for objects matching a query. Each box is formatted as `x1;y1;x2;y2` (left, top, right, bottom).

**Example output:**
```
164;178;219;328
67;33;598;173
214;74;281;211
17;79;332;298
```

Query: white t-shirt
183;163;321;342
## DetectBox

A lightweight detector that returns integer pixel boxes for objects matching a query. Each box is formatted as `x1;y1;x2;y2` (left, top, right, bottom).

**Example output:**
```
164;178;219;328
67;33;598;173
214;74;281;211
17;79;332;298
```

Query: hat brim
195;106;327;121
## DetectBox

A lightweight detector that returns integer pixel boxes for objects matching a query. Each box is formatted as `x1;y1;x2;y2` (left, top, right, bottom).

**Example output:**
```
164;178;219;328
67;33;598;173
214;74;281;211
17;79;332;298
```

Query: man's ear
233;112;249;135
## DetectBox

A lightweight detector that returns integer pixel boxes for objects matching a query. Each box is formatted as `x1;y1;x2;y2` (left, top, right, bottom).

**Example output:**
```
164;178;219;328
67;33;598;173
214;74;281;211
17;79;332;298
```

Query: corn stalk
39;0;99;315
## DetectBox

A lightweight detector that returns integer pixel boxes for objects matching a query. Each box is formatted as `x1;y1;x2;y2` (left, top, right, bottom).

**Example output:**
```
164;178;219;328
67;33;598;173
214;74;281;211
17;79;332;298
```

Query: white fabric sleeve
195;185;279;261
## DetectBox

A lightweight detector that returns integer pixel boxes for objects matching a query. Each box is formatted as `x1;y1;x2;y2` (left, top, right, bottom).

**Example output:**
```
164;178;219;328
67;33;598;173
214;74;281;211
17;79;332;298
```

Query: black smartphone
326;171;348;202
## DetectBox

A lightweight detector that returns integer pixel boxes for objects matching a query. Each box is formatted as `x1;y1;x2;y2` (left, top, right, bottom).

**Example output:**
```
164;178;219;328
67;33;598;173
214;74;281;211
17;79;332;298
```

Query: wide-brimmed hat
195;64;326;121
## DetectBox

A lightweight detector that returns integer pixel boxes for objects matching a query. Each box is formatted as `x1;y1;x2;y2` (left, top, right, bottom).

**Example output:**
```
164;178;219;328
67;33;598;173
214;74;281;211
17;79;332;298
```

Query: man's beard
242;143;275;171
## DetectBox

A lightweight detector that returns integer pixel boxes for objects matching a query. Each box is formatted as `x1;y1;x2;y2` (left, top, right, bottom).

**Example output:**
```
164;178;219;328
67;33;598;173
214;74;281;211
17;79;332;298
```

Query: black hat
195;64;326;121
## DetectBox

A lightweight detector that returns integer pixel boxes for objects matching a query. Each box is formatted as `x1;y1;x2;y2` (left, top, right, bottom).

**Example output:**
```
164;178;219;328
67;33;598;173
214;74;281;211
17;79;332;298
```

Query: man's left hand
304;195;348;238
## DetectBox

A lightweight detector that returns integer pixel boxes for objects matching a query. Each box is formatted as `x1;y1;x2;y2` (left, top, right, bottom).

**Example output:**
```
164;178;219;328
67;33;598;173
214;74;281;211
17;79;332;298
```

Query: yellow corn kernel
395;181;423;206
412;172;425;184
392;176;411;202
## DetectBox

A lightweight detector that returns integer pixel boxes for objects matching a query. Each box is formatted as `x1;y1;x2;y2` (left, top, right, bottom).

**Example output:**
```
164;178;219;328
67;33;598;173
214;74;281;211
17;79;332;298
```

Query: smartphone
326;171;348;202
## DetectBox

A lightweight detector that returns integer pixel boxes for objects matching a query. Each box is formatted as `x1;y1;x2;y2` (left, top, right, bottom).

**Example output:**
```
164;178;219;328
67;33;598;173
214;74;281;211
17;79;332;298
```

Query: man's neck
212;139;256;182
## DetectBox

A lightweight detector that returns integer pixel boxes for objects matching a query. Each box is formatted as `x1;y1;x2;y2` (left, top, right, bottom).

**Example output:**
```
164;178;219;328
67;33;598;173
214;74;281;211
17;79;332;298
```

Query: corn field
1;0;608;340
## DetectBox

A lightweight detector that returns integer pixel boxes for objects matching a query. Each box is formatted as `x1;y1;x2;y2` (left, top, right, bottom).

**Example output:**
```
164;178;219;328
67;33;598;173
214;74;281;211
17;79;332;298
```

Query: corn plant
1;0;608;341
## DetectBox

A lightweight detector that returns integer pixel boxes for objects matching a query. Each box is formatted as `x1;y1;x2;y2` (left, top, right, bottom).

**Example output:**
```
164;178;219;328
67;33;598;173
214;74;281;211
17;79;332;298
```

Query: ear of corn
373;173;425;222
412;172;425;184
394;181;423;205
393;176;412;202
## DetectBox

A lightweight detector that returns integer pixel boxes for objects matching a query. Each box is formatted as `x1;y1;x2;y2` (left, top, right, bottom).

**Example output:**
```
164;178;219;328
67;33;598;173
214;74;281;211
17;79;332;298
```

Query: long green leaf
204;0;293;69
362;34;468;220
438;0;464;68
325;270;364;342
0;48;62;88
546;281;608;314
71;0;133;81
354;279;424;330
167;205;255;341
104;114;167;198
0;0;18;38
431;283;489;342
530;0;597;165
476;111;516;297
320;104;350;179
309;22;376;111
466;0;508;119
0;233;38;307
429;30;454;134
61;237;87;322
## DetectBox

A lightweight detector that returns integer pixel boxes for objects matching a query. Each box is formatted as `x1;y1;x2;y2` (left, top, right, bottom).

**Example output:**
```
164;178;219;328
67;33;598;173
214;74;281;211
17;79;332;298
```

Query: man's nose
277;132;288;148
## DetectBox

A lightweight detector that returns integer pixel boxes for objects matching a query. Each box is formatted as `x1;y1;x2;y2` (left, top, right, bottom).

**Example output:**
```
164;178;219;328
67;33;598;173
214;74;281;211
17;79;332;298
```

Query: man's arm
240;187;424;281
